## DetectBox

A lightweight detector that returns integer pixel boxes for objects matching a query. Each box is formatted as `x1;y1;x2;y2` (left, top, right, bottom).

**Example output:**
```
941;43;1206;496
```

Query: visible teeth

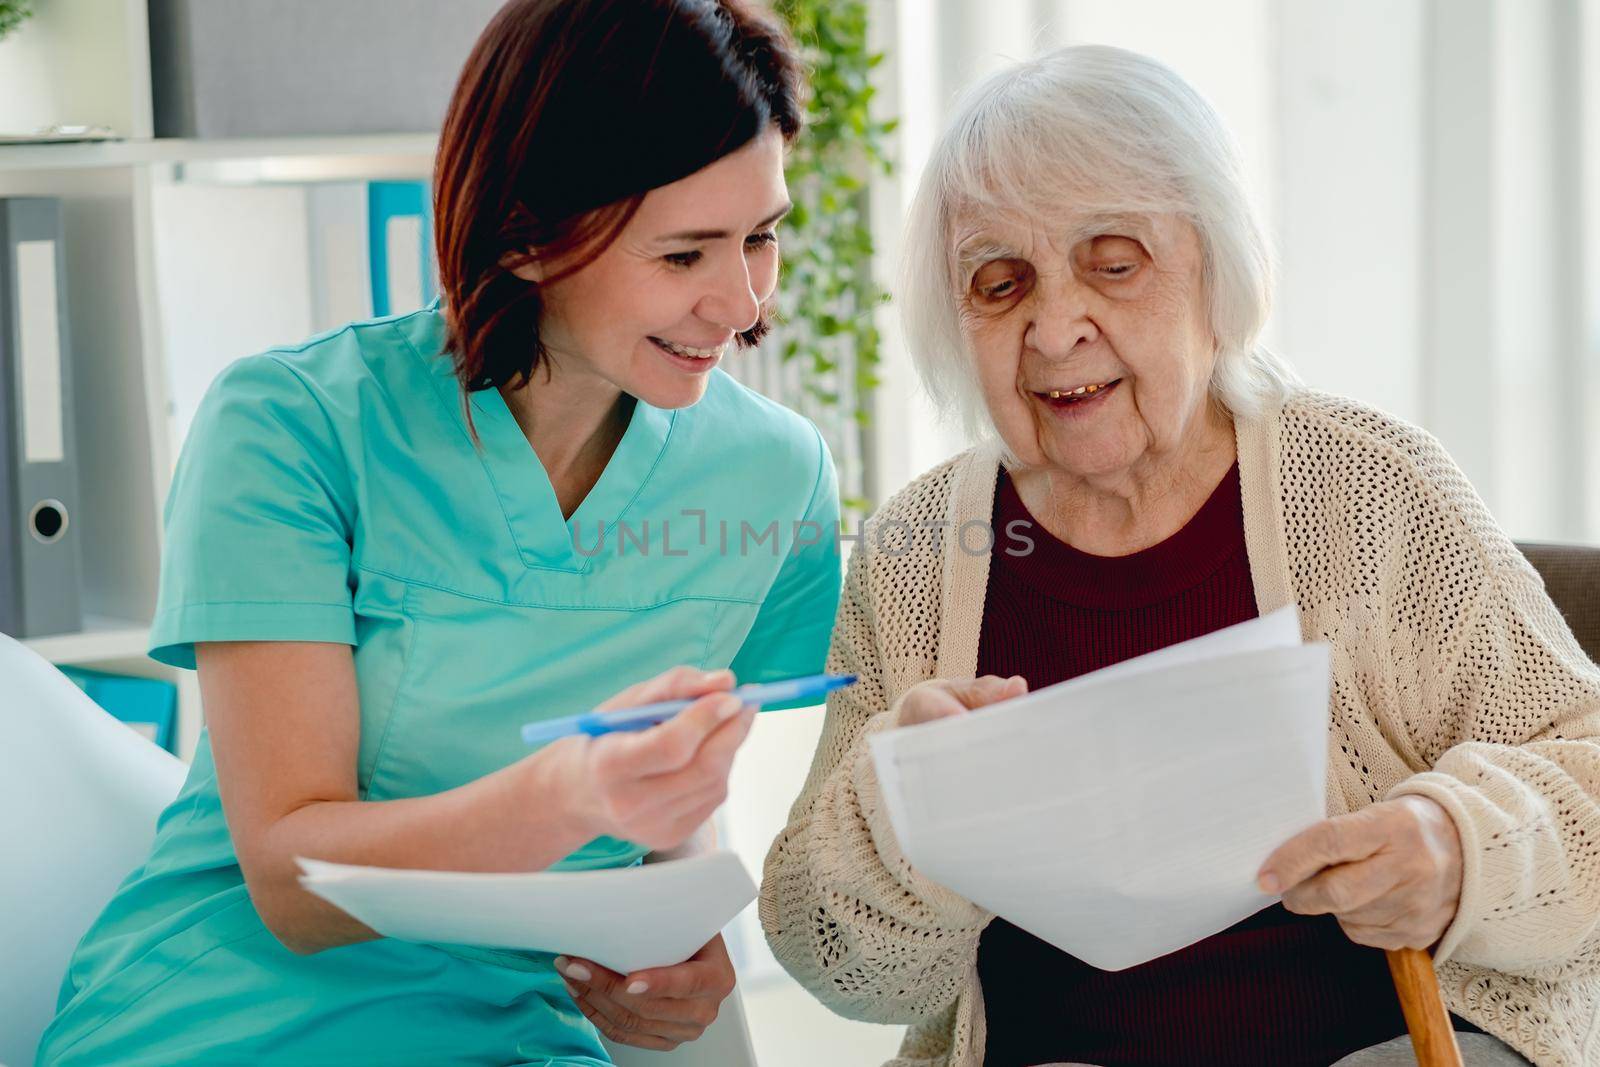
655;337;722;359
1046;381;1111;400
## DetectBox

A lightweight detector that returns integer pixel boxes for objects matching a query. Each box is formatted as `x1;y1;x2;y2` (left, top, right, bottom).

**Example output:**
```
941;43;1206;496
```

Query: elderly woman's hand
898;675;1029;727
1257;795;1464;951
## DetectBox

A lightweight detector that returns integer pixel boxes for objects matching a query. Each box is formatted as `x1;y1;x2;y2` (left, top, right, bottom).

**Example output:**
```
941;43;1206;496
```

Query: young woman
39;2;839;1063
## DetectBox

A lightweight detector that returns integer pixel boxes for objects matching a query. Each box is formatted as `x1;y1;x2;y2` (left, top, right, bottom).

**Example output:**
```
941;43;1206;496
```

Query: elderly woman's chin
996;388;1149;481
1029;404;1140;476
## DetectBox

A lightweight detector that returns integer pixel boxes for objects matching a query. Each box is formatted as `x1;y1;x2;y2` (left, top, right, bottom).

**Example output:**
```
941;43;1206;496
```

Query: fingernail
716;695;745;720
626;980;649;995
562;979;580;998
703;668;733;684
559;959;592;981
1259;873;1281;895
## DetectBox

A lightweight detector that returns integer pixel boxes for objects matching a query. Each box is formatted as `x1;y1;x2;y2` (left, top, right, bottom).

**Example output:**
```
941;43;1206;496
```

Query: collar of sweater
931;408;1295;682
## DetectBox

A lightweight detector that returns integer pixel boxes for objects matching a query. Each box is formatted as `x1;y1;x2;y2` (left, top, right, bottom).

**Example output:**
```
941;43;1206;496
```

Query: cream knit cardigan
760;392;1600;1067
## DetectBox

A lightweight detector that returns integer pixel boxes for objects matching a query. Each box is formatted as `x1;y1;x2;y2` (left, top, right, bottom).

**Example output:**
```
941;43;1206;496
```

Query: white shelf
23;617;152;665
0;133;438;174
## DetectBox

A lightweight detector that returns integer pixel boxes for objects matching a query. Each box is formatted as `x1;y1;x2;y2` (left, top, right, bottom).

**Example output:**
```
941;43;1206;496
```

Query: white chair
0;635;186;1067
0;635;757;1067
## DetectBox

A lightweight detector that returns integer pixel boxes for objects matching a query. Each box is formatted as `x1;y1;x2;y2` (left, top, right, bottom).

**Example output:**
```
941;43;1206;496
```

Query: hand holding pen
536;667;754;852
528;668;855;852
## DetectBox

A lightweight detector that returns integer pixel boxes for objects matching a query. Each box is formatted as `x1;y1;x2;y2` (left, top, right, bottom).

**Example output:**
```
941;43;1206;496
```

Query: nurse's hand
545;667;755;852
556;935;736;1051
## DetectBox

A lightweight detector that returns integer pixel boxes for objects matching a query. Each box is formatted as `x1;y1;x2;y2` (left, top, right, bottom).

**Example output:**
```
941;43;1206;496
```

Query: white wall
1583;0;1600;537
1276;0;1426;423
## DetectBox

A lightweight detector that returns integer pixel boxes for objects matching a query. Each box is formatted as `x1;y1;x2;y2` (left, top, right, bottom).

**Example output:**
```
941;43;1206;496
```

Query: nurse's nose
697;249;762;334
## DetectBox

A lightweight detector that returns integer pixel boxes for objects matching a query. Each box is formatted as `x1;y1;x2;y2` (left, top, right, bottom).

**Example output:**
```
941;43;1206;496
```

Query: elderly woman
760;45;1600;1067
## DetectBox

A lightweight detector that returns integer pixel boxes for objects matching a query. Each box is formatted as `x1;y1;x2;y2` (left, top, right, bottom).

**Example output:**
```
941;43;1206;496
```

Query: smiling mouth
649;336;726;360
1035;378;1122;403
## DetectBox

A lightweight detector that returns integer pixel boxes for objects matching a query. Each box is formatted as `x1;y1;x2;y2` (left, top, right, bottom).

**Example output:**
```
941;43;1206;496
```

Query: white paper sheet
869;606;1329;971
298;849;756;974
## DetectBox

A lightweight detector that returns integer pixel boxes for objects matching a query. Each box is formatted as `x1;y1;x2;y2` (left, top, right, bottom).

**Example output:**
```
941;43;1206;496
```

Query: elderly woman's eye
971;261;1027;302
1083;235;1146;281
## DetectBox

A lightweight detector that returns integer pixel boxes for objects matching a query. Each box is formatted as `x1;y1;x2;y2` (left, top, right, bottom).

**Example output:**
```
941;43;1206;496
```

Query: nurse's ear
499;249;548;285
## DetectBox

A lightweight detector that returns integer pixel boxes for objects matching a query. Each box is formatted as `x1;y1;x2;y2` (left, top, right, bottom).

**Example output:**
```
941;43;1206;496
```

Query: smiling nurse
36;2;840;1064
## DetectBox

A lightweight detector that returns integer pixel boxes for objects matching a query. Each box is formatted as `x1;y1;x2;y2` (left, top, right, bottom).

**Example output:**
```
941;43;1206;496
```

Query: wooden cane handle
1386;947;1464;1067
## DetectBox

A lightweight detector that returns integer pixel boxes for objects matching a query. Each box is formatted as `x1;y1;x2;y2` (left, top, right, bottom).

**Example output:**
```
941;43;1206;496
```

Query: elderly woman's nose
699;253;763;334
1025;282;1100;356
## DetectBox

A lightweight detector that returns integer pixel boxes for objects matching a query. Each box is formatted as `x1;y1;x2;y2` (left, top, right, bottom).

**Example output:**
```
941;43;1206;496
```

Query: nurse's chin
632;375;717;410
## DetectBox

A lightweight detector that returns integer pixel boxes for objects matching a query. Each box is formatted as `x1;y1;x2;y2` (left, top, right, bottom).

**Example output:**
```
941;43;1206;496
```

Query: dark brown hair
433;0;805;396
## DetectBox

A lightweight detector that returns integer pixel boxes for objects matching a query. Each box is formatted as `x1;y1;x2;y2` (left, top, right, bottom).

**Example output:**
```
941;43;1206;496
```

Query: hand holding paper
869;606;1330;971
1260;794;1464;951
897;675;1030;727
557;934;737;1052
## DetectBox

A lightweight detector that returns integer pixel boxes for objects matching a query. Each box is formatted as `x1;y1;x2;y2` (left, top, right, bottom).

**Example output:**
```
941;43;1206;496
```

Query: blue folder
367;181;437;317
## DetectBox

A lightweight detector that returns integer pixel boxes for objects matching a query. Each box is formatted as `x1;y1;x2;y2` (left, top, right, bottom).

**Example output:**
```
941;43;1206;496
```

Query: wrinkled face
519;128;789;410
953;209;1218;478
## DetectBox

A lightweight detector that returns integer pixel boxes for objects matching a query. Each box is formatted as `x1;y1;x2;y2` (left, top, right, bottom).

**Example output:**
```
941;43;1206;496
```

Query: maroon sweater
975;464;1409;1067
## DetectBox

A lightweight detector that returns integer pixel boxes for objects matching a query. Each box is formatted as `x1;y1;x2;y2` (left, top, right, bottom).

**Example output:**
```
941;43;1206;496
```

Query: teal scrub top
38;305;841;1067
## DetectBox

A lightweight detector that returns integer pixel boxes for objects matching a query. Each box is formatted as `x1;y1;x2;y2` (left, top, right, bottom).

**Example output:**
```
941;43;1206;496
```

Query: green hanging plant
0;0;33;42
773;0;896;515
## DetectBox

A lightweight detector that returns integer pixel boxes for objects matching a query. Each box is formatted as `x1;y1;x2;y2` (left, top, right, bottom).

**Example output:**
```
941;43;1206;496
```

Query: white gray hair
901;44;1298;442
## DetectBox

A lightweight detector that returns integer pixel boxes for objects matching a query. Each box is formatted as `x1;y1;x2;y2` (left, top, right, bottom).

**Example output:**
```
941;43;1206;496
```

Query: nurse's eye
663;250;703;269
745;230;778;251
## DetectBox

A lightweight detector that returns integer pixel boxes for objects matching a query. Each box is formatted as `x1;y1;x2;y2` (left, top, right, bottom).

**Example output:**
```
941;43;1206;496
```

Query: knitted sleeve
1307;406;1600;974
759;490;991;1027
1388;524;1600;970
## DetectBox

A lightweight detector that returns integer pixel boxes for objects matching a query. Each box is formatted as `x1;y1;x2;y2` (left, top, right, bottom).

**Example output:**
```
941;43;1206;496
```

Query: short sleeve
728;429;843;688
148;355;357;669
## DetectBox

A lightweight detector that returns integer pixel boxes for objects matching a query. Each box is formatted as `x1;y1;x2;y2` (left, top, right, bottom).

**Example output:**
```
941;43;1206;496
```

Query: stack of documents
299;849;756;973
869;606;1329;971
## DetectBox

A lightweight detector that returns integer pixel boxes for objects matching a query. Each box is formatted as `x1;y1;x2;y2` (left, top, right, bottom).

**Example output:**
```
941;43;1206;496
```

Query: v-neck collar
929;407;1333;813
933;410;1293;677
407;306;675;573
470;384;674;572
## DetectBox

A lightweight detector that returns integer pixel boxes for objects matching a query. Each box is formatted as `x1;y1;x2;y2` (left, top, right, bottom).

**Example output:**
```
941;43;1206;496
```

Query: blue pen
521;672;856;745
